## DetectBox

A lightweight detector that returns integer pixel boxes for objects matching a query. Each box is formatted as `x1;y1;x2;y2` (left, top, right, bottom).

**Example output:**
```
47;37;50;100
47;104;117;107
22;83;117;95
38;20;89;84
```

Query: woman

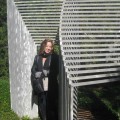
31;38;59;120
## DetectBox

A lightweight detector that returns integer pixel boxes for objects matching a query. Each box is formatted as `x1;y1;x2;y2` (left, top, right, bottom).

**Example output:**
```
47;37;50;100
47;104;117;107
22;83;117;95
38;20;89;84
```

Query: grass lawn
0;78;21;120
0;78;40;120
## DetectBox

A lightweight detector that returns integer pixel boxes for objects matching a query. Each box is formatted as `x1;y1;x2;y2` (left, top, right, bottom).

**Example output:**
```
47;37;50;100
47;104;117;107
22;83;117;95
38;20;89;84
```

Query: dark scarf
34;53;51;93
41;51;51;58
39;52;51;76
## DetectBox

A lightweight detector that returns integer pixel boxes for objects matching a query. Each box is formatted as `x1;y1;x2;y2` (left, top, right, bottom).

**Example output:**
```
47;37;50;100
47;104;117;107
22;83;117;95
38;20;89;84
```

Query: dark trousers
38;92;58;120
38;92;47;120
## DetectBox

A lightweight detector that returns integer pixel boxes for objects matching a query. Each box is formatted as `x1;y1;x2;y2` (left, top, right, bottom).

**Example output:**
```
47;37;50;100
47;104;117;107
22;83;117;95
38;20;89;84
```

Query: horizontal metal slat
29;29;57;33
60;33;120;37
63;2;120;7
61;48;120;53
71;78;120;87
69;72;120;81
15;3;62;6
32;35;55;38
63;57;120;63
63;52;120;58
23;18;60;21
65;63;120;69
22;15;60;18
61;11;120;15
17;6;61;9
24;20;59;23
79;0;119;1
15;1;62;3
68;67;120;74
60;30;120;33
31;33;57;35
28;26;58;31
26;24;59;27
61;39;120;42
62;43;120;47
19;9;61;12
60;26;119;30
61;18;120;21
64;6;120;10
20;12;61;15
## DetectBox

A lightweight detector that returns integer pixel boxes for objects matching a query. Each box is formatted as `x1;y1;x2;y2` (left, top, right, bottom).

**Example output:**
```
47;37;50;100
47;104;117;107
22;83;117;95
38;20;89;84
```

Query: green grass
0;78;20;120
0;78;40;120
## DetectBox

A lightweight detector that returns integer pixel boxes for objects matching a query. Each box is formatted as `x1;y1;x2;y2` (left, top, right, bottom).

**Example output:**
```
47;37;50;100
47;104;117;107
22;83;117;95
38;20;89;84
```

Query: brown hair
39;38;54;55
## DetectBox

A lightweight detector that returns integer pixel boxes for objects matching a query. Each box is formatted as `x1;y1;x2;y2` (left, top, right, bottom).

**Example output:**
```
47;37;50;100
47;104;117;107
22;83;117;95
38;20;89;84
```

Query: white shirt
43;77;48;91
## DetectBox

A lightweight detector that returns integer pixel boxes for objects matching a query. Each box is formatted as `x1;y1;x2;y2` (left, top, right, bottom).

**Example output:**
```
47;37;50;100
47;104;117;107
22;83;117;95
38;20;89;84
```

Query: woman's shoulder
34;54;40;62
34;54;39;58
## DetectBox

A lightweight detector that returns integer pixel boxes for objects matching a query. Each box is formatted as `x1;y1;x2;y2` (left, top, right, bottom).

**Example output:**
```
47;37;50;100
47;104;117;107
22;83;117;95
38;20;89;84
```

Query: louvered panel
60;0;120;87
70;86;78;120
14;0;63;44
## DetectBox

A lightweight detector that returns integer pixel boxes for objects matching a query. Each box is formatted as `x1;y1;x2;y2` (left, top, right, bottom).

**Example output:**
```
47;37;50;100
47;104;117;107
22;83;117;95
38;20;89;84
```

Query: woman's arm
31;55;38;77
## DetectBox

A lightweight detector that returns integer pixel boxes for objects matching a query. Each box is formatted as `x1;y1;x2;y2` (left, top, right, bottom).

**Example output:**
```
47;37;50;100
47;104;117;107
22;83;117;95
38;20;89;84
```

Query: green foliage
21;115;30;120
93;82;120;119
78;87;93;109
0;0;8;78
0;0;7;26
54;44;60;55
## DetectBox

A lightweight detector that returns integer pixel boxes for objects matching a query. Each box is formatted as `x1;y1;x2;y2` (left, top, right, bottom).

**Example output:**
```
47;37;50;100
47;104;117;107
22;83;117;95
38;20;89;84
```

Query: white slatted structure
7;0;37;118
14;0;63;45
7;0;63;118
59;0;120;119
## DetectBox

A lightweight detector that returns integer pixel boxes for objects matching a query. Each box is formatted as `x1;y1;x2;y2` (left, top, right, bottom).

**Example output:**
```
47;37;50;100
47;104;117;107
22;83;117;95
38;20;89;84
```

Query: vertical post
70;86;74;120
64;71;68;120
59;54;64;120
59;54;69;120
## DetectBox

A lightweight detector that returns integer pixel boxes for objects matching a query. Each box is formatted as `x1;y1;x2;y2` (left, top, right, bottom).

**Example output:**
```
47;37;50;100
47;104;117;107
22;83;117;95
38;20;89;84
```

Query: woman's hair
39;38;54;55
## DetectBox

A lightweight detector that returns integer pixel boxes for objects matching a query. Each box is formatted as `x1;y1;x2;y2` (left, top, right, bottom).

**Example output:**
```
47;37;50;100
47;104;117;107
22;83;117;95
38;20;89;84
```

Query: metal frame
59;0;120;119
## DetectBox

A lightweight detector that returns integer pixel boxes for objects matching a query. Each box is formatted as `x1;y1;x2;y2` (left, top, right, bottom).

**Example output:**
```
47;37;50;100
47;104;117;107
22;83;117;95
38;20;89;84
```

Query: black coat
31;52;59;103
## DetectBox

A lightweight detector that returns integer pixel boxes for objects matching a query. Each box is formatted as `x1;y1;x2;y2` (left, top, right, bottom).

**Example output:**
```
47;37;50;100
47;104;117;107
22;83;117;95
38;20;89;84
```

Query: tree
0;0;7;26
0;0;8;78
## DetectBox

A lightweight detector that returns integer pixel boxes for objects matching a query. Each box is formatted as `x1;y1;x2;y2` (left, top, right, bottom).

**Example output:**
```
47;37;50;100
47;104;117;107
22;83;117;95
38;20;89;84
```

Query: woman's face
44;42;53;53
